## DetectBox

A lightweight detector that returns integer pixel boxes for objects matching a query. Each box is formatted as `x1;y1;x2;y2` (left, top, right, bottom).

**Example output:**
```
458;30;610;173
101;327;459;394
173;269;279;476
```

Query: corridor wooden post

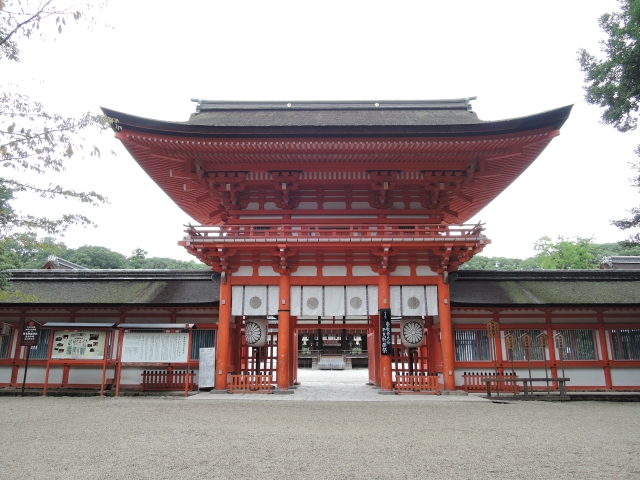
277;272;291;391
216;277;232;391
379;272;393;392
438;275;455;391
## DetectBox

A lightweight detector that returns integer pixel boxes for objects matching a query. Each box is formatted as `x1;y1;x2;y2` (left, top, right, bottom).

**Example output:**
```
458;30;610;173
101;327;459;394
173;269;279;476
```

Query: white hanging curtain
290;286;302;316
268;285;280;316
302;286;323;316
324;286;345;317
390;286;439;316
346;286;378;316
290;286;379;317
231;285;280;316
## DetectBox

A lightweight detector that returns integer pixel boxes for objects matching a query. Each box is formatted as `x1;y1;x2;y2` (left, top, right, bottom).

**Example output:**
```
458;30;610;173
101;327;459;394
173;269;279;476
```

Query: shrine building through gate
103;99;572;392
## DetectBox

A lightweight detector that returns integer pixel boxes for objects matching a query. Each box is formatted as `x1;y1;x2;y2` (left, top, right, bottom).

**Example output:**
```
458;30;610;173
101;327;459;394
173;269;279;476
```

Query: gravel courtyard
0;387;638;480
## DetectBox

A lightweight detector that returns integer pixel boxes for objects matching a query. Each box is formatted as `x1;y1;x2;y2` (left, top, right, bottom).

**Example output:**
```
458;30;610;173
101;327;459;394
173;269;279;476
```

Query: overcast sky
4;0;638;262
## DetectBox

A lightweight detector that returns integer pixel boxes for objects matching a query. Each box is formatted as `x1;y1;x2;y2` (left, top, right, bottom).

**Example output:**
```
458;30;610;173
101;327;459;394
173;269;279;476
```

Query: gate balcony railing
183;223;485;243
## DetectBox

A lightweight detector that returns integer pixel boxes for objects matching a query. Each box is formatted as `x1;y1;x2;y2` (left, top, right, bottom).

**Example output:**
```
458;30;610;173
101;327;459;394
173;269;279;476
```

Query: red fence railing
184;223;485;242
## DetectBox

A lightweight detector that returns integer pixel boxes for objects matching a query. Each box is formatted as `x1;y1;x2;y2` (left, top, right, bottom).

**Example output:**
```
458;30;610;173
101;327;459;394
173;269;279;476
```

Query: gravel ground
0;394;638;479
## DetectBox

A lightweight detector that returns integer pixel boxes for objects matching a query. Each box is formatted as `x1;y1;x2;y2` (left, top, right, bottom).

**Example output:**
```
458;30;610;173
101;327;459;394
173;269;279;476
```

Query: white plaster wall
390;266;410;277
296;202;318;209
291;266;317;277
257;266;279;277
119;367;147;386
351;202;373;210
0;366;12;383
563;367;606;387
68;367;115;385
610;367;640;386
454;368;496;386
323;202;346;209
234;266;253;276
322;266;347;276
352;266;377;276
416;266;437;276
17;366;62;383
244;202;259;210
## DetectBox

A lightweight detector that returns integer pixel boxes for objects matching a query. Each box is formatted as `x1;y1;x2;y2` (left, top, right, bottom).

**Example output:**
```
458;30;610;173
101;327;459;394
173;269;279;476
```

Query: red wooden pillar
277;272;291;391
438;275;455;391
596;309;612;389
215;277;232;390
379;273;393;392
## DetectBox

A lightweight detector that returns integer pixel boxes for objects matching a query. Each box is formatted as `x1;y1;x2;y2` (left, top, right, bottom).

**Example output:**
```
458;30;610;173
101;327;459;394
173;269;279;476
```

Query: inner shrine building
102;98;572;392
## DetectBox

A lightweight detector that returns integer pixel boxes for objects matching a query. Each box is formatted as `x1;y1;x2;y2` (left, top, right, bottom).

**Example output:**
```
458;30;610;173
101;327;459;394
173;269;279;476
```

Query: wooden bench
228;374;273;393
395;374;440;395
483;377;570;399
141;369;196;392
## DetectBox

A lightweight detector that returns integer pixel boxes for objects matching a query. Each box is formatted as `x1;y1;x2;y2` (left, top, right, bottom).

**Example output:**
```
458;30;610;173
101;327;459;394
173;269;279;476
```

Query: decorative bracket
369;171;400;209
271;171;301;209
272;245;297;274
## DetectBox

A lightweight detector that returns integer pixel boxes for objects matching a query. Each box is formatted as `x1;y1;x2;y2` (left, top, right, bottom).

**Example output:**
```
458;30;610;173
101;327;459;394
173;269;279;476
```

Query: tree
1;0;111;237
534;236;595;270
1;0;110;296
579;0;640;245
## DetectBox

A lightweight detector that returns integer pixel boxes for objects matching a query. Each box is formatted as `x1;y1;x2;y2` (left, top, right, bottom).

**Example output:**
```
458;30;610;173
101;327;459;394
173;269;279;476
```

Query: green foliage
578;0;640;133
579;0;640;244
459;236;630;271
0;235;208;270
534;236;595;270
1;0;112;295
66;245;127;269
1;1;112;238
460;255;541;271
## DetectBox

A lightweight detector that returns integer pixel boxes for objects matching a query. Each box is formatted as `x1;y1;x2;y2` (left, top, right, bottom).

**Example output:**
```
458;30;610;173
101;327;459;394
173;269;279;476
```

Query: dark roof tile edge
453;270;640;281
8;269;217;281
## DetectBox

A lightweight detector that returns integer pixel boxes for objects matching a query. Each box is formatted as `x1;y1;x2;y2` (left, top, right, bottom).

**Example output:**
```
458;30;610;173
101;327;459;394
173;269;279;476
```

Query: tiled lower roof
2;270;219;305
450;270;640;306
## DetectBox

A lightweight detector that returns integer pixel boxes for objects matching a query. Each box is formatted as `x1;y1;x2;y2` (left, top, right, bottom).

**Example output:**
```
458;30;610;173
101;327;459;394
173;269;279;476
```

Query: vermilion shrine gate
103;99;572;393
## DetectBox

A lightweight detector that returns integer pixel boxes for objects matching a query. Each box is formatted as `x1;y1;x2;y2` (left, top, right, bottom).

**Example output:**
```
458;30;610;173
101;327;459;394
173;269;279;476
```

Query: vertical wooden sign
380;308;392;355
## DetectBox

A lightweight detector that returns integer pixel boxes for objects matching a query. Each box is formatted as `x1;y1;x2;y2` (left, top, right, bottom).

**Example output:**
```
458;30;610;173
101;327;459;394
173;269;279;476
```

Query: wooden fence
228;374;273;393
141;370;196;392
395;373;440;394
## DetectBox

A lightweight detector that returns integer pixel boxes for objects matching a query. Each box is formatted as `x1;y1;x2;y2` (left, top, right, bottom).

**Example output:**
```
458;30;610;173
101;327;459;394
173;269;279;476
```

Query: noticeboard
20;321;41;347
121;332;189;363
380;308;392;355
51;331;106;360
198;347;215;389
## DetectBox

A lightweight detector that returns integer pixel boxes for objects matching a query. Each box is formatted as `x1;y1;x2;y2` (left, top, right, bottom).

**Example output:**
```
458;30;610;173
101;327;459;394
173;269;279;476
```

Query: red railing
228;374;273;393
184;223;485;242
141;369;196;391
395;373;440;394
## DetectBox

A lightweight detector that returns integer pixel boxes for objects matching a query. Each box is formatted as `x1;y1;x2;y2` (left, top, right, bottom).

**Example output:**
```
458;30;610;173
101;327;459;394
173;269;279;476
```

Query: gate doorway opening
233;317;440;391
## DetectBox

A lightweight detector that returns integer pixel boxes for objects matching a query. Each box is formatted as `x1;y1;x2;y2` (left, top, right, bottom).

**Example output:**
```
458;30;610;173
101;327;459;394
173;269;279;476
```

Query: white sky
4;0;639;262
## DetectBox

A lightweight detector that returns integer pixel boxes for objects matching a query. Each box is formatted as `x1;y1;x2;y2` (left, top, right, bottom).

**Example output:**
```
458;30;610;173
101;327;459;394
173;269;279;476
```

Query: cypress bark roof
102;99;572;138
2;270;219;305
450;270;640;306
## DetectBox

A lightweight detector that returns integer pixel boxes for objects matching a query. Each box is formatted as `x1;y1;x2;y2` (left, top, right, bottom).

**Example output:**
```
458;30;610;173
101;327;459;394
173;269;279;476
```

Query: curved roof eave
101;105;573;139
